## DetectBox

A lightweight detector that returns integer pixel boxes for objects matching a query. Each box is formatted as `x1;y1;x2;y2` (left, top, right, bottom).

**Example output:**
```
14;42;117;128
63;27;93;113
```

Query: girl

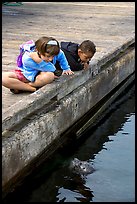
2;36;74;94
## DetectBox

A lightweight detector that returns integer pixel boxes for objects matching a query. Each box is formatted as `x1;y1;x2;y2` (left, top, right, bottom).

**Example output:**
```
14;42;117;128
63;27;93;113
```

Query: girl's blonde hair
35;36;60;56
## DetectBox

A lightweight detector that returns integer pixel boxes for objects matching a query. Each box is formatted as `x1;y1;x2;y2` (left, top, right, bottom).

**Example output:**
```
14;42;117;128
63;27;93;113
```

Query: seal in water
69;158;95;176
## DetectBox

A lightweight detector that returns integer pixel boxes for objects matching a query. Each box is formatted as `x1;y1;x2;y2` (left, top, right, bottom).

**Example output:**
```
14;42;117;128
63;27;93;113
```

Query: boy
60;40;96;71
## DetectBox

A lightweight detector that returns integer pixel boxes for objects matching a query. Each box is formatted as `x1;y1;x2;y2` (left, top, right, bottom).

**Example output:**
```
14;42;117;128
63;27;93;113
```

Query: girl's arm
29;52;42;63
57;50;74;75
24;52;56;72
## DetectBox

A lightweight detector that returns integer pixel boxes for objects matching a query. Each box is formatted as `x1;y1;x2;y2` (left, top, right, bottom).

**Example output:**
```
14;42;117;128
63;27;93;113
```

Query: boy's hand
80;61;90;70
83;62;90;69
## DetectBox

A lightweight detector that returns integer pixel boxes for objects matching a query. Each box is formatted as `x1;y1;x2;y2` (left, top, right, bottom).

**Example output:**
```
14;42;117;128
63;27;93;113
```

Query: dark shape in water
69;158;95;175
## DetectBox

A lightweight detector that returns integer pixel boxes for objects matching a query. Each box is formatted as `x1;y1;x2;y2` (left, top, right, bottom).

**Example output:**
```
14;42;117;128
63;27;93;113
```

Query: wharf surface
2;2;135;111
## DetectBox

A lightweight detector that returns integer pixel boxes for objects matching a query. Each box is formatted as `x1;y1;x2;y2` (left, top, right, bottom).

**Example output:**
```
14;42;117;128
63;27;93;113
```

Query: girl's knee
42;73;54;84
46;72;55;81
2;72;9;86
30;72;55;88
2;71;17;86
38;72;54;83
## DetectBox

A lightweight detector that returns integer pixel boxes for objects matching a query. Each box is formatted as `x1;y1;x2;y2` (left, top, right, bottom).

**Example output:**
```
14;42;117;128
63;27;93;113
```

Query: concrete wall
2;39;135;194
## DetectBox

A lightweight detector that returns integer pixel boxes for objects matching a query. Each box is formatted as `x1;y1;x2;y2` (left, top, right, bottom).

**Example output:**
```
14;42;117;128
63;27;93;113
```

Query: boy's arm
68;59;84;71
61;50;84;71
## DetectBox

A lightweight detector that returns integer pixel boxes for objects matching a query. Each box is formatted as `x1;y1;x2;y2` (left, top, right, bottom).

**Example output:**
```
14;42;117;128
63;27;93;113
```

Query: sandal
10;89;24;94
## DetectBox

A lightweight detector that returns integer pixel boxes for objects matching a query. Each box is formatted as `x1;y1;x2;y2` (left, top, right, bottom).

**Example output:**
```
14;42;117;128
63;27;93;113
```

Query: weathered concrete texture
2;2;135;193
2;38;135;133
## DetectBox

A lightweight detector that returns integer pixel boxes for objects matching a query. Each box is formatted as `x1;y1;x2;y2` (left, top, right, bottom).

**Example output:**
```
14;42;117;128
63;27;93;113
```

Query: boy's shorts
13;69;29;82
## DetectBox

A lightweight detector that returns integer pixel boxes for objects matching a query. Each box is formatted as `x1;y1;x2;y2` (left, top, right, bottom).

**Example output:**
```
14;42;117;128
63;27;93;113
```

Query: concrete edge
2;36;135;133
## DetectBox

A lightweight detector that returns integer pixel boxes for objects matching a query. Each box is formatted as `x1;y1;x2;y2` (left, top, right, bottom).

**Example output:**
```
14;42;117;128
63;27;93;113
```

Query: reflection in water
3;83;135;202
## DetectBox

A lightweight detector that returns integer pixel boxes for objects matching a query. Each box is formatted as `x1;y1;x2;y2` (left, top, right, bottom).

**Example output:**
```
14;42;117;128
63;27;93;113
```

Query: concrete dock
2;2;135;196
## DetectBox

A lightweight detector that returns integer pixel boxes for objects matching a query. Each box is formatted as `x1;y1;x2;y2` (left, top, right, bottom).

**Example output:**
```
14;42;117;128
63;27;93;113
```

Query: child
60;40;96;71
2;36;74;94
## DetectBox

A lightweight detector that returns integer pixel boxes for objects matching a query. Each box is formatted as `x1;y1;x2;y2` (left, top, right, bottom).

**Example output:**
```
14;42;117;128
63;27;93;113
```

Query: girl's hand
29;52;42;63
62;70;74;75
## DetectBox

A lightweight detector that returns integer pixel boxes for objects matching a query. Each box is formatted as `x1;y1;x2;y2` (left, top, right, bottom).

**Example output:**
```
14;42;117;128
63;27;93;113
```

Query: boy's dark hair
79;40;96;55
35;36;60;56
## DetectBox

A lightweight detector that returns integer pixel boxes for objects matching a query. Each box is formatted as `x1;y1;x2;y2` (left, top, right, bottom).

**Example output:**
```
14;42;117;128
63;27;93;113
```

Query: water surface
3;84;135;202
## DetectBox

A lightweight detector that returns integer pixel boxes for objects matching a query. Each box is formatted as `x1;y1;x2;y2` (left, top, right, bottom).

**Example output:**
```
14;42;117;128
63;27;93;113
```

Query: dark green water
3;83;135;202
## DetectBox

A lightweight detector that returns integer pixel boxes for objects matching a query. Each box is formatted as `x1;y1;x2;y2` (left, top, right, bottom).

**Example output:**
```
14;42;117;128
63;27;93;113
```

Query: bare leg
29;72;55;88
2;72;36;92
